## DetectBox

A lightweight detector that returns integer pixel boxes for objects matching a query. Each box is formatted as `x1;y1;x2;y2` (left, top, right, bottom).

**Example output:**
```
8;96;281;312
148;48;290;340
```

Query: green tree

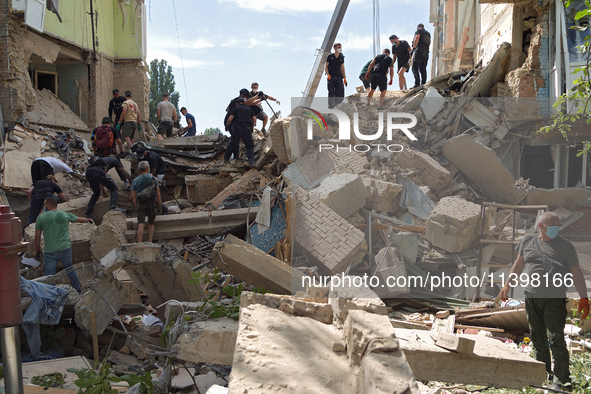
204;127;221;135
149;59;180;123
541;0;591;153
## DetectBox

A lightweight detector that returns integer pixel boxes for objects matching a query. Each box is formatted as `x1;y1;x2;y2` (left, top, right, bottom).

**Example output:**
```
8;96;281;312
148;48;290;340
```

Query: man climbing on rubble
156;93;178;140
180;107;196;137
365;48;394;109
108;89;126;126
84;156;130;219
359;59;372;91
130;161;161;243
92;116;123;158
27;175;67;226
35;196;92;294
411;23;430;88
249;82;280;134
135;147;167;183
225;99;256;167
117;91;141;152
499;211;589;391
30;156;84;183
325;43;346;109
224;89;260;161
390;35;412;90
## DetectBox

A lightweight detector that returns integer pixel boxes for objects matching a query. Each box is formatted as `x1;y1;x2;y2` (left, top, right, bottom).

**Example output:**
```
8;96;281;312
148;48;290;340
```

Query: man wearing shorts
130;161;161;243
365;49;394;109
118;91;141;150
390;35;412;90
249;82;279;134
156;93;178;139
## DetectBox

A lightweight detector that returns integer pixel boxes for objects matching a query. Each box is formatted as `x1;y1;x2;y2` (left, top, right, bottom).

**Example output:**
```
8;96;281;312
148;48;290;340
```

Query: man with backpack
364;49;394;109
92;117;123;157
411;23;431;88
225;99;256;166
130;161;161;243
84;156;124;219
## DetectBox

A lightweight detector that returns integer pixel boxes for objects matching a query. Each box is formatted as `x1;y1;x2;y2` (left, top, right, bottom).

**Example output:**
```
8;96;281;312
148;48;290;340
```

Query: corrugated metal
456;308;529;332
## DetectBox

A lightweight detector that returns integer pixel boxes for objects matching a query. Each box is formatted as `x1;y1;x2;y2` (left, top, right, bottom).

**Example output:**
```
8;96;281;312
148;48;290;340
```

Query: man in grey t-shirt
156;93;178;140
498;212;588;390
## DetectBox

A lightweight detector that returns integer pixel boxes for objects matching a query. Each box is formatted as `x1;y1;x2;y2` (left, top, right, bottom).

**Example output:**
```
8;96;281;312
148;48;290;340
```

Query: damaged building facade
0;0;149;132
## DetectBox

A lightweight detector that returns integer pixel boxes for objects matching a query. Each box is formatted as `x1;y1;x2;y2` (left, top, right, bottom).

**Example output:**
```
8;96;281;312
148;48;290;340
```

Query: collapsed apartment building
1;0;591;393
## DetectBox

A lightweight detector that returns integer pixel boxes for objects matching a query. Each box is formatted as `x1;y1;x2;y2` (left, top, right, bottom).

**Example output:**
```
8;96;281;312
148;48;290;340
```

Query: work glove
116;124;121;131
327;74;331;81
344;78;348;87
578;298;590;320
137;124;143;132
35;251;43;261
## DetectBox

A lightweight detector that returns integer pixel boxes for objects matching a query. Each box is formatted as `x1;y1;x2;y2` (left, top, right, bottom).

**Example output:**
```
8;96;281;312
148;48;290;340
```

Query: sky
146;0;430;132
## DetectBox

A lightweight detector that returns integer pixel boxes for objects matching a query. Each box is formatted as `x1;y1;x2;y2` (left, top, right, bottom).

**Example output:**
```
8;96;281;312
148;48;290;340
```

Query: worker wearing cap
498;211;589;391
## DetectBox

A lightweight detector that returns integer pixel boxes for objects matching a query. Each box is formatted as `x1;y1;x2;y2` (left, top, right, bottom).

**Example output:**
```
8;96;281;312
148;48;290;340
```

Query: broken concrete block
212;235;304;295
553;206;573;223
425;196;484;253
174;318;239;365
58;196;111;223
229;303;354;393
394;328;546;389
373;246;409;298
282;151;335;189
240;291;333;324
209;168;260;208
185;174;233;204
74;272;128;335
524;187;591;212
90;211;127;260
101;243;205;309
329;277;391;327
397;149;451;195
362;177;403;213
269;117;292;164
345;310;420;394
421;87;446;121
25;221;95;263
433;332;476;354
310;173;369;219
294;185;367;275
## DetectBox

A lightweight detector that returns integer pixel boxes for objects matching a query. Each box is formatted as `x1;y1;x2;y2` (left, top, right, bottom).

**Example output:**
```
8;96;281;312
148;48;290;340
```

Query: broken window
34;70;58;95
565;0;590;63
521;145;555;189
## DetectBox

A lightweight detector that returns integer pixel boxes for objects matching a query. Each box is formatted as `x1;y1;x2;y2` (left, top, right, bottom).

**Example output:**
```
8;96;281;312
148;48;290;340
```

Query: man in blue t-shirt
180;107;197;137
130;161;161;243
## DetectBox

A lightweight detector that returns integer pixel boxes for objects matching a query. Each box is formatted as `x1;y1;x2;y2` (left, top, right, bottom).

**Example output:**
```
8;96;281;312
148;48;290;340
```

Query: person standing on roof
180;107;197;137
498;211;589;391
365;49;394;109
411;23;431;88
27;175;67;226
136;147;167;184
225;100;256;167
249;82;280;134
117;91;141;150
390;35;412;90
156;93;178;140
35;196;92;293
30;157;84;183
92;116;123;158
108;89;126;126
130;161;161;243
325;43;347;109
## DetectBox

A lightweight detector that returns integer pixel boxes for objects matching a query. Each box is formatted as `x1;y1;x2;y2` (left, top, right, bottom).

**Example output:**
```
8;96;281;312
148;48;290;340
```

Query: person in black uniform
84;156;126;218
390;35;412;90
324;43;347;108
108;89;126;126
224;89;260;161
225;100;256;166
411;24;430;88
136;147;167;183
26;175;67;226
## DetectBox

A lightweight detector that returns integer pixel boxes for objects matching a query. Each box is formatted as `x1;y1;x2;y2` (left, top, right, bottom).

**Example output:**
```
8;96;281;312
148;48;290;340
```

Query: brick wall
113;60;150;124
89;54;114;127
396;149;451;195
560;203;591;242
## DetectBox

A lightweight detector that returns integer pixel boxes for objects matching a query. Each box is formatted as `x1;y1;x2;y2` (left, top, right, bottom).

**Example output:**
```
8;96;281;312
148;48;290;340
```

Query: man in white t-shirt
156;93;178;140
31;157;84;183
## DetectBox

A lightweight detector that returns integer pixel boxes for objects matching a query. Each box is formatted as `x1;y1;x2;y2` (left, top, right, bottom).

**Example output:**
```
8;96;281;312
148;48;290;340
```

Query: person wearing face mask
498;211;589;391
249;82;279;134
324;43;347;109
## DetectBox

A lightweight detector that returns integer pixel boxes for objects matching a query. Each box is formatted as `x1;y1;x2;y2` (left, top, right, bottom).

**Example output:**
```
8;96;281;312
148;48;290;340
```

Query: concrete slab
209;169;260;208
524;187;591;212
24;221;96;264
185;174;233;204
329;277;391;327
310;173;369;219
442;135;526;204
393;328;546;389
212;235;305;295
373;246;410;298
90;211;127;260
362;177;403;213
421;87;446;121
174;318;239;365
240;291;333;324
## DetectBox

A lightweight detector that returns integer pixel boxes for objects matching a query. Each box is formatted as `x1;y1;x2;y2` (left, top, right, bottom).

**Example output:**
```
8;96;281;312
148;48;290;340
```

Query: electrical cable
171;0;189;107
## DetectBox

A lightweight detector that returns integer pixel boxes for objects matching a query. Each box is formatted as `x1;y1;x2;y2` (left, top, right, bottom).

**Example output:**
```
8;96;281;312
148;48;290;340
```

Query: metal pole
88;0;98;62
1;326;24;394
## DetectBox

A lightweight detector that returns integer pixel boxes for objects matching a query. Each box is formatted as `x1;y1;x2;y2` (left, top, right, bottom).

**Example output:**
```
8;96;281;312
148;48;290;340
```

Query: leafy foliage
204;127;221;135
69;362;120;394
118;372;155;394
31;372;66;388
540;0;591;152
149;59;180;123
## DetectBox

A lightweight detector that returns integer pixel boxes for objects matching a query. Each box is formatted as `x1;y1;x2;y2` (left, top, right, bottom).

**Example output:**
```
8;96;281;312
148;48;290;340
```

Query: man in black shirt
364;49;394;109
84;156;127;218
411;24;430;88
108;89;126;126
249;82;279;134
224;89;260;161
136;147;167;183
27;175;68;226
390;35;412;90
225;101;256;166
324;43;347;109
